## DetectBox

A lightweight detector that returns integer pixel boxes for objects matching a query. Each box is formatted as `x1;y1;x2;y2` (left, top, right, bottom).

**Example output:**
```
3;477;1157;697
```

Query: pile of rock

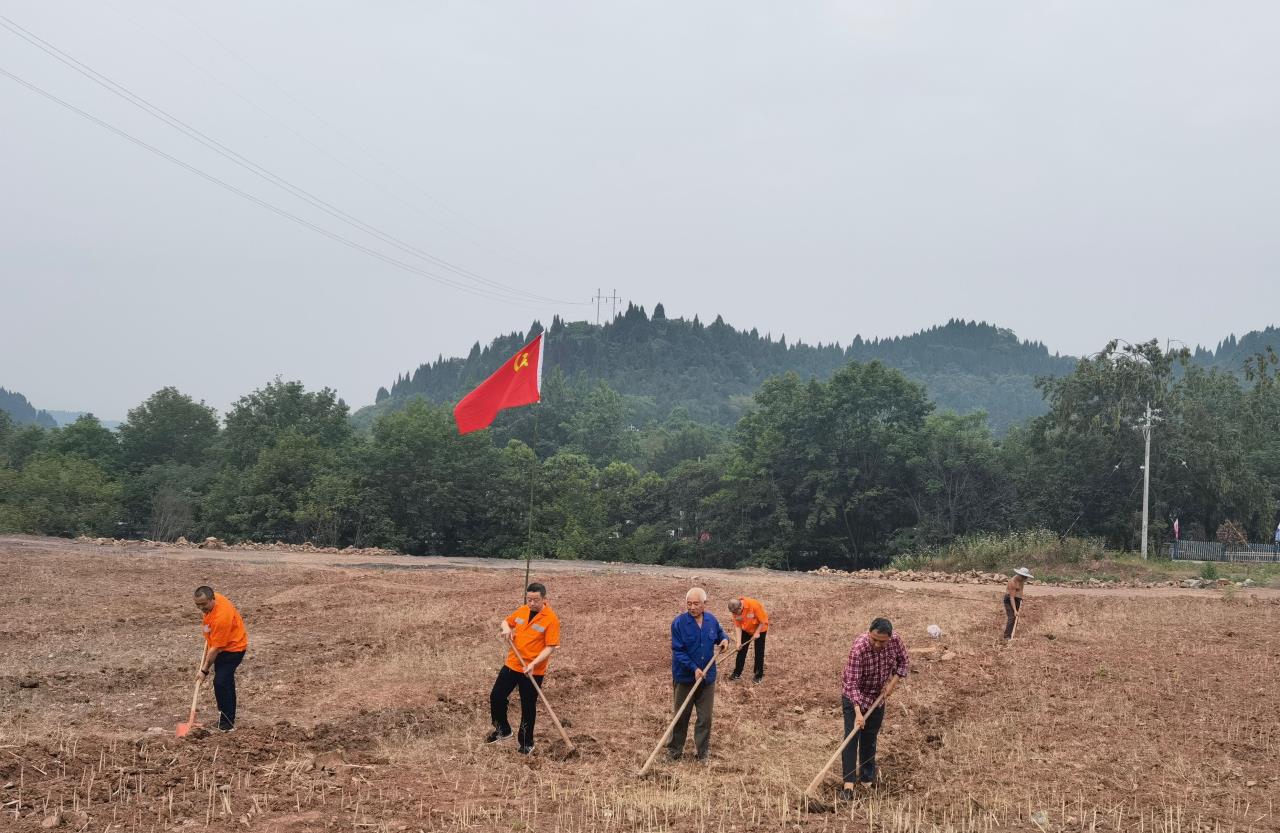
810;566;1011;585
75;536;401;558
810;564;1260;590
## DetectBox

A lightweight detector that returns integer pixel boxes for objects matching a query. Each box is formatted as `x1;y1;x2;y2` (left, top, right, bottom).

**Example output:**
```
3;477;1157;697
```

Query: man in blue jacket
667;587;730;761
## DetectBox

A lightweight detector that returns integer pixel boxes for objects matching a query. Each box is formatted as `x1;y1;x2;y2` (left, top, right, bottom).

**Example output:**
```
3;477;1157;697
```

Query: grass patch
891;530;1105;573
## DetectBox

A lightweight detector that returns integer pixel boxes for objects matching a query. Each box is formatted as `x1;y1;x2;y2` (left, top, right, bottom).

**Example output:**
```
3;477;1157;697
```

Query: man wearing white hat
1003;568;1032;639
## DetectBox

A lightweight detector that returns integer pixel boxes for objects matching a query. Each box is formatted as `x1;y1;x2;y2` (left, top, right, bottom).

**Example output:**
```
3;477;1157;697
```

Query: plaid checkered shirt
841;632;910;709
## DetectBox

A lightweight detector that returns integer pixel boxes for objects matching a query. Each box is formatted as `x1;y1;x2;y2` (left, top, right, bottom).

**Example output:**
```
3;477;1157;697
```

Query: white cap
1014;567;1033;579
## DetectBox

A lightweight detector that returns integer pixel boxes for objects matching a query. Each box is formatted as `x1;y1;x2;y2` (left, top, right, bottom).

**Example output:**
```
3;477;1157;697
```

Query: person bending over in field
726;596;769;683
1003;567;1032;639
839;617;909;798
193;586;248;732
487;582;560;755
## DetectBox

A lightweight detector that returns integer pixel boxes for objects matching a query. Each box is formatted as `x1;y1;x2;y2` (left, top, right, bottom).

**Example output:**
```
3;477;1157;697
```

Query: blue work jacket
671;611;729;684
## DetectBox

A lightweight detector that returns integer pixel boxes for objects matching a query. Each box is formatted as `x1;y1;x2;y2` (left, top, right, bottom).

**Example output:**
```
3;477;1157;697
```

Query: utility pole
1137;401;1161;559
591;288;604;326
608;289;620;319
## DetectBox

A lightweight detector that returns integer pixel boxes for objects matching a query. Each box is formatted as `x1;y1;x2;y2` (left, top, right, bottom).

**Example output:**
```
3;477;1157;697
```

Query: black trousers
1003;595;1022;639
732;630;767;678
212;651;244;730
490;666;543;747
841;697;886;784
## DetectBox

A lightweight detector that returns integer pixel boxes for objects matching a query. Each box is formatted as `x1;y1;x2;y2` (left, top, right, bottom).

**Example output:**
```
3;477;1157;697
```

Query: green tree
564;382;638;466
203;429;340;542
907;411;1011;541
222;378;353;467
47;414;120;472
640;408;727;474
529;452;607;559
4;424;49;470
0;453;121;536
119;387;219;471
729;361;932;568
129;463;211;541
1156;367;1271;542
1014;340;1185;548
361;401;503;554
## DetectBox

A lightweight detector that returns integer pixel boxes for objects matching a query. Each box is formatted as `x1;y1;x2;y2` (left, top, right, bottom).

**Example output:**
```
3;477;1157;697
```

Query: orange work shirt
731;597;769;635
202;592;248;653
504;603;561;675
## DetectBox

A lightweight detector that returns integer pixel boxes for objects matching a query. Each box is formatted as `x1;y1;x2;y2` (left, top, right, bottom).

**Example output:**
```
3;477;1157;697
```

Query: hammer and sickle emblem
514;352;530;372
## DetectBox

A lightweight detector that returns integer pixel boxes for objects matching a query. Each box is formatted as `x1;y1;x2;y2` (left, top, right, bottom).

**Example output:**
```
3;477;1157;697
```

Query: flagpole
522;403;540;601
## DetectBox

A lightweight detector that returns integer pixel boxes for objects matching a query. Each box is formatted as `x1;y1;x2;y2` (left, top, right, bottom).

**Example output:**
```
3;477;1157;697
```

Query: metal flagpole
522;404;540;599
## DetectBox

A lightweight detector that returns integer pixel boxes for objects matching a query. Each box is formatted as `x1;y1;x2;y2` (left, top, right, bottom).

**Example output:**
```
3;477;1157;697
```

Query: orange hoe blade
176;646;207;738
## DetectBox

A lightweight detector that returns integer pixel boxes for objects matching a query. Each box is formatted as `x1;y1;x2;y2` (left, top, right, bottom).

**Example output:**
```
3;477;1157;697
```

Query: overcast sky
3;1;1276;419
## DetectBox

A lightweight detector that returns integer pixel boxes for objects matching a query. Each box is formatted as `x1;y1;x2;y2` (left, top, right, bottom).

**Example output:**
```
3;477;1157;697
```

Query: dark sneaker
665;750;682;761
752;674;763;684
517;744;535;755
728;672;741;681
837;788;855;801
485;729;513;744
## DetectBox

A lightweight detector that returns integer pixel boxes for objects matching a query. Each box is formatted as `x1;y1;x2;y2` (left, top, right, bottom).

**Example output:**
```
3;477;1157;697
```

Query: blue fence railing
1168;541;1280;563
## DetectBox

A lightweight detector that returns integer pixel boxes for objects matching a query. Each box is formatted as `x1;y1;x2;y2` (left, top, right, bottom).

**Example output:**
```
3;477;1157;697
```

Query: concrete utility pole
1137;401;1161;559
592;288;605;325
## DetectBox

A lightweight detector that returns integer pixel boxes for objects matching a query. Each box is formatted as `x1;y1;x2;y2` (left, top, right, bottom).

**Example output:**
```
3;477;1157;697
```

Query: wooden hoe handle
803;691;886;796
636;644;731;777
504;634;576;753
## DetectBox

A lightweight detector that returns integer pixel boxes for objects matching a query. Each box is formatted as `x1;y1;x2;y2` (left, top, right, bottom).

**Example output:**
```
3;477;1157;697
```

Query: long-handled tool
1009;596;1023;641
176;643;209;738
504;634;577;757
802;691;887;809
636;643;733;777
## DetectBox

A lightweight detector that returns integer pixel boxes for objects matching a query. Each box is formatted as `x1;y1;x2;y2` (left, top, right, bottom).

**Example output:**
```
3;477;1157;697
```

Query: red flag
453;333;543;434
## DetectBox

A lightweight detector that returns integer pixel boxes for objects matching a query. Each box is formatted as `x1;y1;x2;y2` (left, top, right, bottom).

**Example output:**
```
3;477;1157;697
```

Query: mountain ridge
360;311;1080;433
359;312;1280;435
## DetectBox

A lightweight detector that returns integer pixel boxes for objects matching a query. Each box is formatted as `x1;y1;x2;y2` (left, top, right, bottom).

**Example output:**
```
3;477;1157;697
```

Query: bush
890;529;1105;572
0;453;122;537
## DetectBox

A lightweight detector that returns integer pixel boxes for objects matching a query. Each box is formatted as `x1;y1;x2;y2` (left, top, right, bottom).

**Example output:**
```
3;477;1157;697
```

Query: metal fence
1168;541;1280;563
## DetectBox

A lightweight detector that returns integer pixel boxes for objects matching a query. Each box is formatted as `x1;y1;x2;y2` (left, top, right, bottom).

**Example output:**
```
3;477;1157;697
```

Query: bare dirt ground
2;536;1278;833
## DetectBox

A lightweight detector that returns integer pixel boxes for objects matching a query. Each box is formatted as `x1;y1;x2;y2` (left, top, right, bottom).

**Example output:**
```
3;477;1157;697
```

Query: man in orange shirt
727;597;769;683
487;582;561;755
194;586;249;732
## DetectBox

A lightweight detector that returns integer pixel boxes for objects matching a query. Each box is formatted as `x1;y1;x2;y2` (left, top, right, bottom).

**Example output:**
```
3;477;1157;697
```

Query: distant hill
0;388;56;428
46;410;123;431
357;310;1079;434
1191;326;1280;377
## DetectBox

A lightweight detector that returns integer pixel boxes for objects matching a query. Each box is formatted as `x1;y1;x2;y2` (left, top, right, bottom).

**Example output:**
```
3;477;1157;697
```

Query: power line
162;2;560;278
0;63;555;309
0;14;584;308
105;0;564;286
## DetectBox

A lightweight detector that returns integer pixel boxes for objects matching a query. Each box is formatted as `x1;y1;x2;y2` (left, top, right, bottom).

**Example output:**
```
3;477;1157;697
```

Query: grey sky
3;1;1276;420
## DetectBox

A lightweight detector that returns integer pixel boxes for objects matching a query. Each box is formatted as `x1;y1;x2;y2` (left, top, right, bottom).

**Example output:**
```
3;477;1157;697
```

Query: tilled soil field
2;536;1278;832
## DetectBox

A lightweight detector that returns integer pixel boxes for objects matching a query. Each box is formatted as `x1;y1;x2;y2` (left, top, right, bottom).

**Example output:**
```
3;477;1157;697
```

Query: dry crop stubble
2;541;1279;831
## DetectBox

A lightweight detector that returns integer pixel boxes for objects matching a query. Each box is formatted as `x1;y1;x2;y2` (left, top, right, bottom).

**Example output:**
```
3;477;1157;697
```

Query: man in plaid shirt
839;617;910;796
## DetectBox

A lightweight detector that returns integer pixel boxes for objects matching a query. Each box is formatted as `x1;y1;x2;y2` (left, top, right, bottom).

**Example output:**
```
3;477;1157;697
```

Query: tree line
2;337;1276;570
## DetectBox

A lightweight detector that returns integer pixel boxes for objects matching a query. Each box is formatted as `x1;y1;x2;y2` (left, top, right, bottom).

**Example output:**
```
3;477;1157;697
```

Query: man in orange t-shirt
194;586;249;732
726;596;769;683
486;582;560;754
